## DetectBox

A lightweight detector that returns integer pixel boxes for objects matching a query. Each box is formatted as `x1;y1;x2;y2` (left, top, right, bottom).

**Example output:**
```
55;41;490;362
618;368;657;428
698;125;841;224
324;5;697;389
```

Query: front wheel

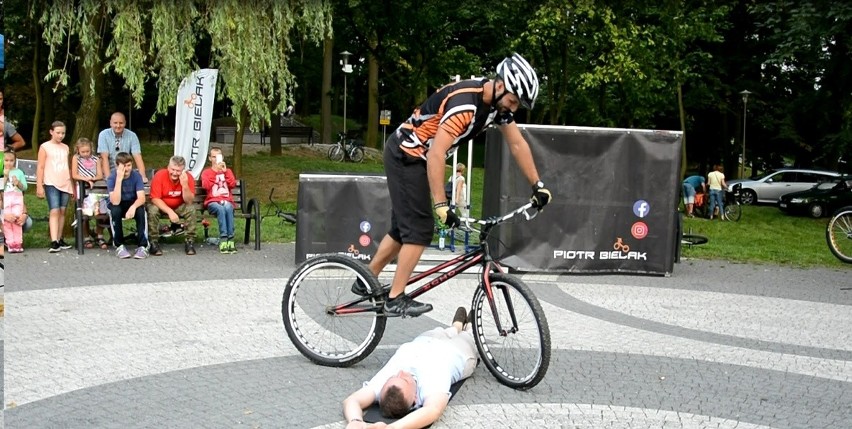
681;234;708;246
724;203;742;222
471;273;550;390
741;189;757;205
282;254;386;366
826;207;852;264
349;147;365;163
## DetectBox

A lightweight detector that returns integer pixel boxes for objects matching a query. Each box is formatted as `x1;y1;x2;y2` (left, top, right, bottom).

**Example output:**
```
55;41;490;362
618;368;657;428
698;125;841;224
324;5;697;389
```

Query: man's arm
385;394;449;429
342;386;376;428
132;153;148;183
499;122;541;186
426;128;455;204
180;172;195;204
108;174;123;205
9;131;25;151
99;152;111;180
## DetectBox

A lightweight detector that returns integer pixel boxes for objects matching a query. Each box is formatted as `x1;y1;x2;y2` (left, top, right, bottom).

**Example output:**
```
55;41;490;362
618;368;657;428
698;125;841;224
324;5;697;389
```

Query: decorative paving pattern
3;244;851;428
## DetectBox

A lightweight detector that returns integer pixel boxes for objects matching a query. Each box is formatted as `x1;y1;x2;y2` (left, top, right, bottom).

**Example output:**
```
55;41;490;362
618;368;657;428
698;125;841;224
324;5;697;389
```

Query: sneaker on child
116;245;132;259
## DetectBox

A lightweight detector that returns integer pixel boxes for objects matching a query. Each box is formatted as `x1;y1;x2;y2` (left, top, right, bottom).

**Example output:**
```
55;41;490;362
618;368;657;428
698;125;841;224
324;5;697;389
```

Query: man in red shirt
146;155;197;255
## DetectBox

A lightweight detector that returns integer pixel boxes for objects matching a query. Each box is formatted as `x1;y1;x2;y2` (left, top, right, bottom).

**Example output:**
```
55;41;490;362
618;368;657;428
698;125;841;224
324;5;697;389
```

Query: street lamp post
340;51;353;134
740;90;751;179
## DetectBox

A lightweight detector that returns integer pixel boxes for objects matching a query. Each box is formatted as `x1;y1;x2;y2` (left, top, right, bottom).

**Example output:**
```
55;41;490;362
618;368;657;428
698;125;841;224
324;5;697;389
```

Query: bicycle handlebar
457;202;539;228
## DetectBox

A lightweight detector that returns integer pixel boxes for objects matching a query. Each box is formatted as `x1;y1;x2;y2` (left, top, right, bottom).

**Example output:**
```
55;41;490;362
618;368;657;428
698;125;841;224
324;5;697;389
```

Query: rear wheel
328;145;344;162
681;234;708;246
471;273;550;390
282;254;386;366
724;203;742;222
826;207;852;264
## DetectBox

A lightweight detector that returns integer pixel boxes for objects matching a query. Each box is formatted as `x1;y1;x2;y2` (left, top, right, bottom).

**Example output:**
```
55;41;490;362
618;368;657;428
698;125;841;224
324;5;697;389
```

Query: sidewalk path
2;243;850;428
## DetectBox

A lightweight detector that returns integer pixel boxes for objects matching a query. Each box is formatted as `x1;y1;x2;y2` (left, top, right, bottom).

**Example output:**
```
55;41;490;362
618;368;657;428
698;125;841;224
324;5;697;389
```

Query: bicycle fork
480;263;518;336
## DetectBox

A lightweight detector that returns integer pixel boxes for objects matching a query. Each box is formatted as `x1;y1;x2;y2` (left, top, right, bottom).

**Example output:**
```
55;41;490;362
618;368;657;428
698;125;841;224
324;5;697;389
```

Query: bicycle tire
350;147;365;163
282;254;386;366
826;206;852;264
724;203;742;222
681;234;709;246
328;145;344;162
471;273;550;390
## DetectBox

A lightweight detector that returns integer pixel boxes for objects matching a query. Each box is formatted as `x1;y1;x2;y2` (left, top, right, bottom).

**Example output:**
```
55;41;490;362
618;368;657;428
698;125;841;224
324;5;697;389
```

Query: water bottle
438;229;446;250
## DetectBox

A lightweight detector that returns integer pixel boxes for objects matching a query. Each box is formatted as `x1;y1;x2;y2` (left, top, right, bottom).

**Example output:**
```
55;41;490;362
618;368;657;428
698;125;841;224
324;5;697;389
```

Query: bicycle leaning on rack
327;131;365;163
826;205;852;264
282;202;551;390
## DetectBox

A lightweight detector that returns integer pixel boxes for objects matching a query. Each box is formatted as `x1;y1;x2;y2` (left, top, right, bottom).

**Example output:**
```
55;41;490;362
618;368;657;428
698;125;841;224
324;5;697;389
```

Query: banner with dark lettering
174;69;218;178
295;173;392;263
483;125;682;275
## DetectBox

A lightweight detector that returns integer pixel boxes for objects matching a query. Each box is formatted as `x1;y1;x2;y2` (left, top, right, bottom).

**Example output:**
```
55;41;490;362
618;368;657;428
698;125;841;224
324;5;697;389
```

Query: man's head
115;152;134;178
379;370;416;418
110;112;127;135
494;53;539;113
167;155;187;181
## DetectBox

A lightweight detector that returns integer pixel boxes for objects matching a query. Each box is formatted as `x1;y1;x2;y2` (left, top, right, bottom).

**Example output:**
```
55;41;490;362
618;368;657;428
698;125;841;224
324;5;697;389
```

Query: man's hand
530;183;552;210
179;171;189;187
168;211;180;224
345;420;368;429
435;202;460;228
116;163;126;177
124;206;137;220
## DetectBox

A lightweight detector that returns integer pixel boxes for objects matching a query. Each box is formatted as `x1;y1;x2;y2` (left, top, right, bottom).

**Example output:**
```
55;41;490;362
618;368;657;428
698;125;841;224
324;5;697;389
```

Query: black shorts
383;135;433;245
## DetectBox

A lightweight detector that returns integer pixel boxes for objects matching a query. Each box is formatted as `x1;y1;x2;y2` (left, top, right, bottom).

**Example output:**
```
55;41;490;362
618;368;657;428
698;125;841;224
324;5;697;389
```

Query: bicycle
693;185;741;221
826;205;852;264
282;202;551;390
261;188;297;225
327;132;365;163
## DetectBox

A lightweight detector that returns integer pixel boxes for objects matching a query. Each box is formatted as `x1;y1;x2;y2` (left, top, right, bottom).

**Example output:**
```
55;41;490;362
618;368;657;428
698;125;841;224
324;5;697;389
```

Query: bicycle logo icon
613;237;630;253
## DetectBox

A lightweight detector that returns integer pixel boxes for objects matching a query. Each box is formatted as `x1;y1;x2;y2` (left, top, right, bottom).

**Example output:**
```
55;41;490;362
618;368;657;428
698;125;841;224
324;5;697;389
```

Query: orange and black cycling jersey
396;79;513;159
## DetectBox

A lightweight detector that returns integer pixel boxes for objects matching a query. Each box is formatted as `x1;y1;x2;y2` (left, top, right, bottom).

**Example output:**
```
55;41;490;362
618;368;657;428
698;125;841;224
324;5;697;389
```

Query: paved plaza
2;242;851;428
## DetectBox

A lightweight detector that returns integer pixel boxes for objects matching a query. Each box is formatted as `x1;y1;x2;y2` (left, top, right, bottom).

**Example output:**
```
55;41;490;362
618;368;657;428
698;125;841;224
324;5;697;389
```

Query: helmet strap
490;79;508;110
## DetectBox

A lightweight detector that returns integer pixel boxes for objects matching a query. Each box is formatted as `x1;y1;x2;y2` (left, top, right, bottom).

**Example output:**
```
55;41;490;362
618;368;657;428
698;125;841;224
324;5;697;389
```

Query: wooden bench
74;174;261;254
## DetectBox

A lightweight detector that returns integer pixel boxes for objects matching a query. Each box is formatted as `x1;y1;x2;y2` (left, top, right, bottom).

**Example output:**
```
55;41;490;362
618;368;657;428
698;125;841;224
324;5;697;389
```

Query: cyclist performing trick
351;53;552;317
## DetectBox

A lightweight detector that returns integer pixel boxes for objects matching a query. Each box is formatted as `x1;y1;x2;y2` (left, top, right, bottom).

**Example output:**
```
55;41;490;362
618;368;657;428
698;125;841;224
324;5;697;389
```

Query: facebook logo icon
633;200;650;218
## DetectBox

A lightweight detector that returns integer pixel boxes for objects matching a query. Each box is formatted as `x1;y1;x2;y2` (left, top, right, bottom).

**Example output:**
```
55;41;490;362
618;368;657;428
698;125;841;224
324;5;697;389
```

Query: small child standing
36;121;75;252
3;151;29;253
71;137;108;249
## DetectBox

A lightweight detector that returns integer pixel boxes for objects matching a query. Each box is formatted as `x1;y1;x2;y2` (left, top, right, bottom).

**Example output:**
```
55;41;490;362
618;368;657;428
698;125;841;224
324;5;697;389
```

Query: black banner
295;173;392;263
483;125;682;275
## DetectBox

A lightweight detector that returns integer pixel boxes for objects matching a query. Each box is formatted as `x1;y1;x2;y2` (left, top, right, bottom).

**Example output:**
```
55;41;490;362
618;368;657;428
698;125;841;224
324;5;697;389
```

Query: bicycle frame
332;203;539;336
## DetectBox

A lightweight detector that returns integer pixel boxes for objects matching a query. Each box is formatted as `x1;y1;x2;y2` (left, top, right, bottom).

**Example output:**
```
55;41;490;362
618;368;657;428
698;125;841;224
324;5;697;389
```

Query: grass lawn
14;141;851;269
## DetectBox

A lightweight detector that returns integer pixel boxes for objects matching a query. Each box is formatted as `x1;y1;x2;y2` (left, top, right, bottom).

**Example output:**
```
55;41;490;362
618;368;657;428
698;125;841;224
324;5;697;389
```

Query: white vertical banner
174;68;218;178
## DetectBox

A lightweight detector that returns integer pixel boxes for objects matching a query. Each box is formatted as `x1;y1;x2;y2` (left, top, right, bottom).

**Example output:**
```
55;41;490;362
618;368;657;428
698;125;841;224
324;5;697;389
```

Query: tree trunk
321;36;333;144
366;51;379;148
233;107;248;177
31;22;43;150
269;91;282;156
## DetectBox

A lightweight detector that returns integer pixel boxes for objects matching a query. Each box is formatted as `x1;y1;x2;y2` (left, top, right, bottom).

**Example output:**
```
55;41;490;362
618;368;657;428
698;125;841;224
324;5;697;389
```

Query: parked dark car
778;175;852;218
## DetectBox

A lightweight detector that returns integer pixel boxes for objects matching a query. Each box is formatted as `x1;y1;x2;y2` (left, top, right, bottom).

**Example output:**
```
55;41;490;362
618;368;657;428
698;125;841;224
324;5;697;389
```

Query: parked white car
726;168;841;205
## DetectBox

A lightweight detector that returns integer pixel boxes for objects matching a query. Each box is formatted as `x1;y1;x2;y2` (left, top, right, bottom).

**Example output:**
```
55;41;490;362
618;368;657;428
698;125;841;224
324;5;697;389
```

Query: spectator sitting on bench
107;152;149;259
201;147;237;254
146;155;197;256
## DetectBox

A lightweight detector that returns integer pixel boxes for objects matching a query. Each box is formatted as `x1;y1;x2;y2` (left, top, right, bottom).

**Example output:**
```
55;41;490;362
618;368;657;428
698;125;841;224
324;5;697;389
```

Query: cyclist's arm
427;127;454;204
499;122;541;186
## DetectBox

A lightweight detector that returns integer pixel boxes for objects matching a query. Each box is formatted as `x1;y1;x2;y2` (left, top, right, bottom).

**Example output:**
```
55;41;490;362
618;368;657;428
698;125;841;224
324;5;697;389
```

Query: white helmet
496;53;540;110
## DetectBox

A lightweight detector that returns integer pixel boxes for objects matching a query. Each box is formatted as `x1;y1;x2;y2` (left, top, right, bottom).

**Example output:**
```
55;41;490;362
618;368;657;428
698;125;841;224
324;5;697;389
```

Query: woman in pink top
36;121;75;252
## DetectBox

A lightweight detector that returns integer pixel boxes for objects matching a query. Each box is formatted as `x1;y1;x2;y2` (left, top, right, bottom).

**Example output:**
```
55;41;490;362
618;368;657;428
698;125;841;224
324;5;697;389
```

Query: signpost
380;110;391;144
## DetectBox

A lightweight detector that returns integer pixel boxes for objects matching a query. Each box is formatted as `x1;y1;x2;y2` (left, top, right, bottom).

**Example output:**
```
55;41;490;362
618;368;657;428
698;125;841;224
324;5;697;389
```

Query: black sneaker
185;241;196;255
383;294;433;318
150;241;163;256
48;241;61;253
172;223;187;237
58;239;73;250
351;279;370;296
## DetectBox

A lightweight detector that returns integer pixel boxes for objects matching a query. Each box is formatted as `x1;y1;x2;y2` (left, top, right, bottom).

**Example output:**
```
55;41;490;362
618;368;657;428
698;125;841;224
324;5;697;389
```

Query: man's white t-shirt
365;332;467;408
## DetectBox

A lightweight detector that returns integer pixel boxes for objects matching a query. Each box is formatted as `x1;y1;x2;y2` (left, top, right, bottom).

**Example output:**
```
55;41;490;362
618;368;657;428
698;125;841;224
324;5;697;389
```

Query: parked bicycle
693;183;742;221
262;188;296;225
826;205;852;264
282;202;551;390
327;131;365;163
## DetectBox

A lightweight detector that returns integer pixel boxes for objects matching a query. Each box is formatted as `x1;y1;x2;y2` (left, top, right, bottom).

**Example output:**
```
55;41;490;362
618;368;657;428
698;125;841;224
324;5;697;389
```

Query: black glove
530;182;552;210
435;202;461;228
